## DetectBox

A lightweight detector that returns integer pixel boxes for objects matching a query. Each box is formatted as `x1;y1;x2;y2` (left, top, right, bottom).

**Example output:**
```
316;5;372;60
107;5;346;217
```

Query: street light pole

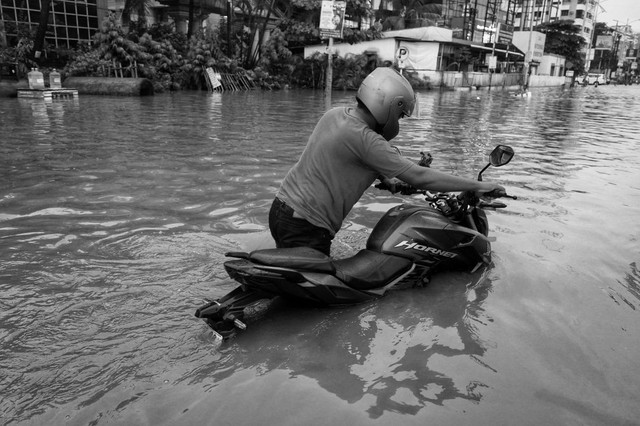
522;0;535;91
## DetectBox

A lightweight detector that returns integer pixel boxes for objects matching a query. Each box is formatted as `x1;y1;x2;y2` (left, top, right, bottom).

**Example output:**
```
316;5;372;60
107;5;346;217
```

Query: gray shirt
277;107;415;235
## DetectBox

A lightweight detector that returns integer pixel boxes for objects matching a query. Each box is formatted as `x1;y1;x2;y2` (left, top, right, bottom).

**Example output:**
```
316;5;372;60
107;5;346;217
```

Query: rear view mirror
478;145;515;181
490;145;514;167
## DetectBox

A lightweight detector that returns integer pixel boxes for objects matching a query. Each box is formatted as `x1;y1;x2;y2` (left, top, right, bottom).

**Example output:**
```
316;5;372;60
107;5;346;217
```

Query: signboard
319;1;346;39
532;32;546;62
451;17;465;39
478;23;497;44
512;31;546;63
487;55;497;70
396;45;409;69
595;35;613;50
566;70;574;77
497;23;514;44
205;67;222;89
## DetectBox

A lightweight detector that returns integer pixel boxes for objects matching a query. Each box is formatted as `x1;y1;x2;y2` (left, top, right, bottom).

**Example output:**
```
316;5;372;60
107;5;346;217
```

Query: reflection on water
200;271;493;420
2;86;640;425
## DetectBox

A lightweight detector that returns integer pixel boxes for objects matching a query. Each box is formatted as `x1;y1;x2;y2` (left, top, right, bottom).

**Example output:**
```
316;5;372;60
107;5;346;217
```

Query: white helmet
356;67;415;141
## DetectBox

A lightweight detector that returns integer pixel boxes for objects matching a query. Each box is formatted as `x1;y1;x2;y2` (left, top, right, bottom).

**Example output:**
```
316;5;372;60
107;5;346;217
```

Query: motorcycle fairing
367;203;491;270
332;249;413;290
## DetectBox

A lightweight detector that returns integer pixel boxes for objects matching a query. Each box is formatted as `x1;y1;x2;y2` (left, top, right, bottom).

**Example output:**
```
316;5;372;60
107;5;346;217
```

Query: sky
596;0;640;33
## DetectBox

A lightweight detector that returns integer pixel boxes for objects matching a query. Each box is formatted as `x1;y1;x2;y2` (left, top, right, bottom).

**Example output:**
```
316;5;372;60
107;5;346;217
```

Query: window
1;0;101;48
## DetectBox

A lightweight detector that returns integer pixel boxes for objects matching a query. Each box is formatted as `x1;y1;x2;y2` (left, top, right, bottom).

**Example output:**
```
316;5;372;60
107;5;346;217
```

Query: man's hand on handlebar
477;183;508;199
479;185;517;200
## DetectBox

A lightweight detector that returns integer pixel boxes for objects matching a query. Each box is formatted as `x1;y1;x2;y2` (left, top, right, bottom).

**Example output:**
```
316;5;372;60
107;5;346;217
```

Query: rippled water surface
1;85;639;426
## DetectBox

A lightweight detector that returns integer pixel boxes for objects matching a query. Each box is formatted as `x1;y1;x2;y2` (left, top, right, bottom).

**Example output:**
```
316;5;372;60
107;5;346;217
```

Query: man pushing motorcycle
269;67;505;256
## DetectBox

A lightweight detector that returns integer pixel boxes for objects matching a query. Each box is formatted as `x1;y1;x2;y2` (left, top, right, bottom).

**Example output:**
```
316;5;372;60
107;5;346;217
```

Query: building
514;0;602;42
1;0;109;49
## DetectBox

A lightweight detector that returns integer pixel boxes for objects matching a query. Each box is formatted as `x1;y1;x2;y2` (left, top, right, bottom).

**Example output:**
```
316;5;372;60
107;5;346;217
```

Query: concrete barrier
0;79;27;97
63;77;154;96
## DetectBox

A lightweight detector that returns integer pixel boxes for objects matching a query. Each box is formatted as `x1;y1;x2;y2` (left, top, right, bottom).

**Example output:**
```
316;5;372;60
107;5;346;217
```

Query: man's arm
397;163;504;193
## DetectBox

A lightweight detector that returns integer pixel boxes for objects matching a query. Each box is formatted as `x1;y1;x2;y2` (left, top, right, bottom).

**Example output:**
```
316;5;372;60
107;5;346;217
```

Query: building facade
514;0;602;42
1;0;109;49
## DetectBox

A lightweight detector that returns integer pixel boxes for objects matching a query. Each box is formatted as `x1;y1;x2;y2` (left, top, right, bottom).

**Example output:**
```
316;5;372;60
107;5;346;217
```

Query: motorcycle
195;145;516;340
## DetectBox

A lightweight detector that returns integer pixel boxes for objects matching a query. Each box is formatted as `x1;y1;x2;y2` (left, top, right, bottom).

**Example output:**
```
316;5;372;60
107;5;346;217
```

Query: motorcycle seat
333;249;413;290
245;247;336;273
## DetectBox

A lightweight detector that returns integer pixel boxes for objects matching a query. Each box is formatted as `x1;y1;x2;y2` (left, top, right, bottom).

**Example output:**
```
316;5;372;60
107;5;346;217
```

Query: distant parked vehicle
581;73;607;86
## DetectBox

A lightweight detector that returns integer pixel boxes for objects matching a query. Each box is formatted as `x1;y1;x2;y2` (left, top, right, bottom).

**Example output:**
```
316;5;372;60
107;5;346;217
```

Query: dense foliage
534;20;587;72
2;0;443;91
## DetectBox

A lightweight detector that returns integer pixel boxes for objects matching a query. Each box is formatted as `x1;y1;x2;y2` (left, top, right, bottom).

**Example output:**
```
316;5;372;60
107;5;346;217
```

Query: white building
515;0;603;43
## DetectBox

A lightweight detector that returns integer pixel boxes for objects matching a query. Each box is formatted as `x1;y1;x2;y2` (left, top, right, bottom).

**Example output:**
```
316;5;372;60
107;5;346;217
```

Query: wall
539;53;566;76
416;70;565;89
303;29;566;90
304;38;398;61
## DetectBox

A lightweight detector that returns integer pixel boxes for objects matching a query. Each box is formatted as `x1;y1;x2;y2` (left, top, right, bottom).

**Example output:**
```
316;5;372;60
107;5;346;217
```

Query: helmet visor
391;93;416;120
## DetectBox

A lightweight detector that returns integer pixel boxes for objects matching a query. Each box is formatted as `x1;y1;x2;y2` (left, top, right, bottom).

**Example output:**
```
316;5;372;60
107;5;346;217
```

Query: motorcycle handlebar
478;201;508;209
376;182;517;201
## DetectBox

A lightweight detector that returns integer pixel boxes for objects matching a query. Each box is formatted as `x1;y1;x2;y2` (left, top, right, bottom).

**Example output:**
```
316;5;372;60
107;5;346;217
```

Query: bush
30;13;429;92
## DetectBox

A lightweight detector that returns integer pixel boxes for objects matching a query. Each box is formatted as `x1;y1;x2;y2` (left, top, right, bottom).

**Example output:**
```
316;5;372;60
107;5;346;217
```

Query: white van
582;73;607;86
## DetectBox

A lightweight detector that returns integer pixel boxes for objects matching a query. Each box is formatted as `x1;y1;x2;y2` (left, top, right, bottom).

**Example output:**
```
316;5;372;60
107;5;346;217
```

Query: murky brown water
1;85;639;425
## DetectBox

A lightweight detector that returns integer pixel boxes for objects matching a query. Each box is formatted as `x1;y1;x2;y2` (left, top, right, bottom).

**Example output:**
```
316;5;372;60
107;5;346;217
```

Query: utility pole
227;0;232;58
522;0;534;91
188;0;195;39
325;37;333;100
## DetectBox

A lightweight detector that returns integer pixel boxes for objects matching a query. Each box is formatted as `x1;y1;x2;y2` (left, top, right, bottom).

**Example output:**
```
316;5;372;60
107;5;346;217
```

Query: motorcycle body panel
367;204;491;271
224;253;414;305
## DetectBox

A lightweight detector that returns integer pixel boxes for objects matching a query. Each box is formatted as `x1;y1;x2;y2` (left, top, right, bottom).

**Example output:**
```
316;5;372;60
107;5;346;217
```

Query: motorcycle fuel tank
366;203;491;270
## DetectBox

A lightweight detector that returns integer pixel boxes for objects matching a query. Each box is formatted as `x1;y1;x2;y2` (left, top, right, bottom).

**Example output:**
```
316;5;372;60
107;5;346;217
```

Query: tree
277;0;380;49
122;0;154;34
534;20;586;72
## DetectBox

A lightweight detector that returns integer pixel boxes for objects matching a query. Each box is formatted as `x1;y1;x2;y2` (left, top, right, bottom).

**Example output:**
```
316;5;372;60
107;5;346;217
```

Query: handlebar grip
483;189;517;200
483;189;506;198
478;201;507;209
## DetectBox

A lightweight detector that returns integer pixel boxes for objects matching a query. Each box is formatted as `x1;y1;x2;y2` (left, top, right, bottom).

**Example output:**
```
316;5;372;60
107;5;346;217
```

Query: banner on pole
320;1;346;39
595;35;613;50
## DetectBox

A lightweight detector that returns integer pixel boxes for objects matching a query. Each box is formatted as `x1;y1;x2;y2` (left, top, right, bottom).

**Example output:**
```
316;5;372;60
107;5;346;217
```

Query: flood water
1;84;640;426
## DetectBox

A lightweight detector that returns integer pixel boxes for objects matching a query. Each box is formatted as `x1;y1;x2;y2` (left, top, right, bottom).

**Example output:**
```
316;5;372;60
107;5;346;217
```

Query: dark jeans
269;197;333;256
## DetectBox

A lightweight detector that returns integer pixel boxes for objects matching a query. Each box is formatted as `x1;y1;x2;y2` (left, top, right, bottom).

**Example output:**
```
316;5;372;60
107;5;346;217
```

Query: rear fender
253;265;306;283
298;272;386;304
